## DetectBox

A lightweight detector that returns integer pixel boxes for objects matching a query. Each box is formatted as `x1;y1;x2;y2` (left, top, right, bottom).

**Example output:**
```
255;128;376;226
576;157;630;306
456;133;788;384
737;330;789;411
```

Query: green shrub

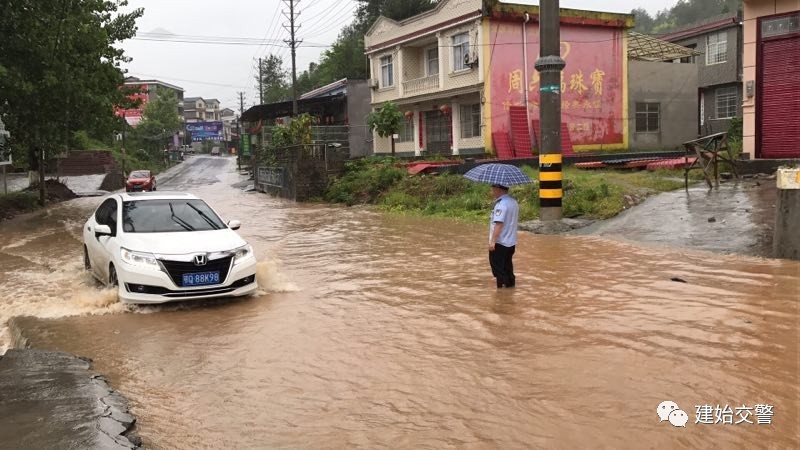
325;160;406;205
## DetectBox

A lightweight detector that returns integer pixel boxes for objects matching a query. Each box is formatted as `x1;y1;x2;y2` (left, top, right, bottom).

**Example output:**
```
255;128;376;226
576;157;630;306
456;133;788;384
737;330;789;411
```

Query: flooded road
2;156;798;448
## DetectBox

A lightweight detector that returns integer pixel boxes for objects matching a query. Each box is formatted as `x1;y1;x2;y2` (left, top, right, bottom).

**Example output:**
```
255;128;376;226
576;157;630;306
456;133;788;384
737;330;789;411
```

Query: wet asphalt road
1;155;798;448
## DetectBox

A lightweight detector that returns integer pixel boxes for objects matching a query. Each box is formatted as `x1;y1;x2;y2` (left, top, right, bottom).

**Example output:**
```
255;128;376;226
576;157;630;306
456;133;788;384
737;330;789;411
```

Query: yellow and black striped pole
534;0;565;221
539;153;563;215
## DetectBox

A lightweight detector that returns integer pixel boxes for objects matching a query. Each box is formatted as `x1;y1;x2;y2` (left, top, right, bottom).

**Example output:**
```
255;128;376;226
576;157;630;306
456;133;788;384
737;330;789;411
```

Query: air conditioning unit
464;53;479;68
369;79;380;89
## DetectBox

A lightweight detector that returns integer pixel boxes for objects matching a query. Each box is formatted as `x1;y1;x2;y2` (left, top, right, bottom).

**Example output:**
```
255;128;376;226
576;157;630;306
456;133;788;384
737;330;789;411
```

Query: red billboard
486;20;627;152
115;84;148;126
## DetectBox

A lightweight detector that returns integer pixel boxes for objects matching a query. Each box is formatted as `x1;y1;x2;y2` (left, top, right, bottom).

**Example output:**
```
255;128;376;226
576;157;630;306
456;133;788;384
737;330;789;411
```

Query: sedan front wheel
108;264;118;287
84;246;91;271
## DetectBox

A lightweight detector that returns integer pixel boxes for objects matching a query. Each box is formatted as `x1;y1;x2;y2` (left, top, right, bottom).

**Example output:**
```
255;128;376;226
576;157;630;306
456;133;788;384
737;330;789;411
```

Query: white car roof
118;192;199;202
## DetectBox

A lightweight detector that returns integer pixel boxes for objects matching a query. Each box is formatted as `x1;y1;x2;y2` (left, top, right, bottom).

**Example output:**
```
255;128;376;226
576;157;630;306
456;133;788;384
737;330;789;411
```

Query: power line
302;3;358;39
301;0;344;31
242;5;285;108
137;32;284;44
126;72;249;89
131;37;329;47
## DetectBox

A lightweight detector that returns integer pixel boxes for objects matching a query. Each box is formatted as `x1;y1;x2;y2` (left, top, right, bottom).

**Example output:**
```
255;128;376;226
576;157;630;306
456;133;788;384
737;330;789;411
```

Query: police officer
488;184;519;288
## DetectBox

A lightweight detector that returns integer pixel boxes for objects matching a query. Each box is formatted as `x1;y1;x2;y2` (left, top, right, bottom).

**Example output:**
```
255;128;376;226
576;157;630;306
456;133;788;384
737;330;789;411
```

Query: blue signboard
186;122;224;142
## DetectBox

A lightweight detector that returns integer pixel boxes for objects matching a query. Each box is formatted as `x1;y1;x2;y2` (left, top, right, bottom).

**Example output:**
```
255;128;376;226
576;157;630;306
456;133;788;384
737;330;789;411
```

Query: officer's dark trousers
489;244;515;288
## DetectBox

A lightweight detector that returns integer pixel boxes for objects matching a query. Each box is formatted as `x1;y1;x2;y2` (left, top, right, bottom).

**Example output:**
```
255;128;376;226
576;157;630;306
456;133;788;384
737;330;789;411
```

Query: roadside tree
0;0;142;205
367;101;402;157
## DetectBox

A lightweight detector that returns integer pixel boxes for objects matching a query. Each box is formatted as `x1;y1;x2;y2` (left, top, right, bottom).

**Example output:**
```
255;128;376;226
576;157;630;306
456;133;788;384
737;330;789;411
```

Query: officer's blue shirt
489;194;519;246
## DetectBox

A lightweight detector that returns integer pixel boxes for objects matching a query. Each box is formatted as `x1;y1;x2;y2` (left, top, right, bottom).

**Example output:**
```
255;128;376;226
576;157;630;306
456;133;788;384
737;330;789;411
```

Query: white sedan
82;192;258;304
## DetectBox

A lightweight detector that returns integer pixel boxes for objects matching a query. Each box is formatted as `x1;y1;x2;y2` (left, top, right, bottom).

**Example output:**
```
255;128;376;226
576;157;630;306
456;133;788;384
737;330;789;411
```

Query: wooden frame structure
683;131;739;190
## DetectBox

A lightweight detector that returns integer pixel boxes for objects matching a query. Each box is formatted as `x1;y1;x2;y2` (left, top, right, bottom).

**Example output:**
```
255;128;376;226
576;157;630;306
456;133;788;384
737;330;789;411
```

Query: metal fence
256;142;349;201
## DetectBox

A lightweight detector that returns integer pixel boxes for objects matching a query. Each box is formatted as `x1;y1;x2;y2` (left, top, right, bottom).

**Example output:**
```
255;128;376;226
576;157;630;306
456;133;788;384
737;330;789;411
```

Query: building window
460;104;481;138
452;32;470;71
706;31;727;65
380;55;393;87
635;103;660;133
426;47;439;76
715;86;738;119
680;43;696;63
398;116;414;142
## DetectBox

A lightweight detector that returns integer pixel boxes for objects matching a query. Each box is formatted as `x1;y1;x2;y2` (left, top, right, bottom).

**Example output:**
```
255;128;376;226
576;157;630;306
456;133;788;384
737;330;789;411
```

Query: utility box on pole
534;0;565;221
774;167;800;260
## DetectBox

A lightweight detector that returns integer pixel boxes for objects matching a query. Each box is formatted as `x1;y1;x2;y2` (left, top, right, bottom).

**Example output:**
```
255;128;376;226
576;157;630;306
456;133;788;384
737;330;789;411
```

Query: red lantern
404;110;413;119
439;104;451;115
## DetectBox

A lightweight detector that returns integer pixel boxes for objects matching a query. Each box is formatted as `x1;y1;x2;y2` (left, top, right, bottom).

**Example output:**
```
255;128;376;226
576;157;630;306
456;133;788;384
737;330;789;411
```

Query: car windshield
130;171;149;178
122;199;226;233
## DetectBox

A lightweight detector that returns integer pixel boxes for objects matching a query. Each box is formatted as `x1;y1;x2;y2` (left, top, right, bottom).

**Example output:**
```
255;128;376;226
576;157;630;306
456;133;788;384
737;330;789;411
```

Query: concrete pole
287;0;299;116
258;57;264;105
774;167;800;260
121;112;126;182
534;0;565;221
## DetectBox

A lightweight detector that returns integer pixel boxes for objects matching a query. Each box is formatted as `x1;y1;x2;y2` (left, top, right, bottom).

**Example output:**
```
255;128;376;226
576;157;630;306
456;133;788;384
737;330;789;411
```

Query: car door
85;199;109;277
88;198;118;280
97;198;120;280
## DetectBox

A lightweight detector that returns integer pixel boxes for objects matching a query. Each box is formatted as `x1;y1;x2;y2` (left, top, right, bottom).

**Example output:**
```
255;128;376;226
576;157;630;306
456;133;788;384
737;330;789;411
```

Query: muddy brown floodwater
1;156;798;448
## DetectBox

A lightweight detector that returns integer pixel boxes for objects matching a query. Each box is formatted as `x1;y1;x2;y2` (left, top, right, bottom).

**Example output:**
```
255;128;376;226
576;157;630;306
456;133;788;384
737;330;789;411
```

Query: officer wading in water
488;184;519;288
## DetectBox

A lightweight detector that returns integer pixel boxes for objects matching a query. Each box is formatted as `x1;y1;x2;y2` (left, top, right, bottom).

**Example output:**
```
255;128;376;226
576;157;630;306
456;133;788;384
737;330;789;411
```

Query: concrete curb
0;349;140;449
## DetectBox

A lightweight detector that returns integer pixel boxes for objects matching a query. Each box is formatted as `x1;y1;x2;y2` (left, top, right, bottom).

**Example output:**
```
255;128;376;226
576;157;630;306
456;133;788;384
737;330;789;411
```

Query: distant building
117;77;184;126
183;97;221;123
741;1;799;159
661;12;743;136
241;78;372;157
221;107;236;144
205;99;221;121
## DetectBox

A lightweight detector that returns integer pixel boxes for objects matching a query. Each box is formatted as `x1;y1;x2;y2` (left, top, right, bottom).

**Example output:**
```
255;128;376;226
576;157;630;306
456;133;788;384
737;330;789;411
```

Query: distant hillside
632;0;742;35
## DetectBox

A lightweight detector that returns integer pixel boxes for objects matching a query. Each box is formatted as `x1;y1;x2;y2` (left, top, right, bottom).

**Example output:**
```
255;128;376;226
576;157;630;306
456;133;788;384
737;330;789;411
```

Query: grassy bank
325;158;694;223
0;191;40;221
0;179;77;221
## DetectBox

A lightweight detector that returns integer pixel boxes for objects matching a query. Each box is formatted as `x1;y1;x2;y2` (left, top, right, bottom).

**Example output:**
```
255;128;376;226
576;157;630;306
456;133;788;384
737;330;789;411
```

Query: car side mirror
228;220;241;230
94;224;112;237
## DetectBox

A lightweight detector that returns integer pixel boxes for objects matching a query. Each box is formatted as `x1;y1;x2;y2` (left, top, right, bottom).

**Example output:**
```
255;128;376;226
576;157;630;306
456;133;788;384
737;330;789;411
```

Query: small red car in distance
126;170;157;192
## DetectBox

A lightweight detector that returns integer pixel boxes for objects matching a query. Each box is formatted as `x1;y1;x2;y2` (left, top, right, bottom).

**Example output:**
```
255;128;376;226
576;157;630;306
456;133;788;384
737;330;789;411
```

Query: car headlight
120;247;160;270
233;244;253;265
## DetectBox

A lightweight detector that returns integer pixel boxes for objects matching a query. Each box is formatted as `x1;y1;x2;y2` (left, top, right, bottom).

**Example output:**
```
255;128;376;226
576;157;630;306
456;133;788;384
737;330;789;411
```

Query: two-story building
365;0;485;157
365;0;639;157
662;12;744;136
183;97;221;123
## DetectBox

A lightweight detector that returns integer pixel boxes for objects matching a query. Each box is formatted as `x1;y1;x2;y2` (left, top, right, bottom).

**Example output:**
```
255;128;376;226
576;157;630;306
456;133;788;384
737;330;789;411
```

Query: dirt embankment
0;180;76;221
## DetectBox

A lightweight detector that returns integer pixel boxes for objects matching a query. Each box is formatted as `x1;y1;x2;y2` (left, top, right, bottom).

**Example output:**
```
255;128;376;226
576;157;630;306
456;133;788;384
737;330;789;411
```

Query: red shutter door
760;35;800;158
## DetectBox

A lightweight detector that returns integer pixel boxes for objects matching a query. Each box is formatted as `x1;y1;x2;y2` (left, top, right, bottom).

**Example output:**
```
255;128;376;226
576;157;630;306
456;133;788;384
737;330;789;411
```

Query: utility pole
283;0;301;115
534;0;565;221
121;111;127;183
238;91;245;172
258;57;264;105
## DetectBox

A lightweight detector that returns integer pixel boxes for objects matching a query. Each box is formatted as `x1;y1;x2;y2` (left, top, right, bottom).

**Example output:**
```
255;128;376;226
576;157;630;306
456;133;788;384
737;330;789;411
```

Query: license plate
182;271;220;286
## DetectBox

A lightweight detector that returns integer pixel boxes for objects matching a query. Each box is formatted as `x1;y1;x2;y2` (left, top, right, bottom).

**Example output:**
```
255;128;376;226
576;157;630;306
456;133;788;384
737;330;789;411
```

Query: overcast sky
120;0;678;112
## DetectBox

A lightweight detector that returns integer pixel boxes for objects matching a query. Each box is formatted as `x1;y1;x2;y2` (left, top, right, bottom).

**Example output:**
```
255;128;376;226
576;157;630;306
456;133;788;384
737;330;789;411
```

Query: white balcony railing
402;75;439;95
